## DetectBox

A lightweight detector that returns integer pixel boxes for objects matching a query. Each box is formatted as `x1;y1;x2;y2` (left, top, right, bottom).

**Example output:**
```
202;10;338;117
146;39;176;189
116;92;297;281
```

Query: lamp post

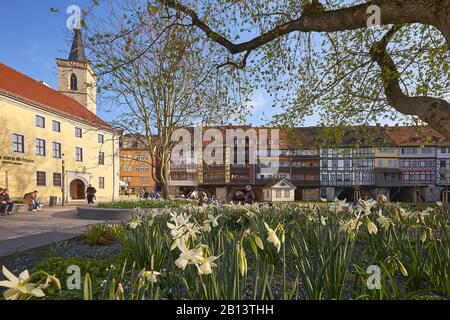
61;153;65;207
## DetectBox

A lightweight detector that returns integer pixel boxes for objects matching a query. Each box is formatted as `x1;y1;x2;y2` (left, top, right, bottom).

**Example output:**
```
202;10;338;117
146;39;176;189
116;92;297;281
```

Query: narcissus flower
39;274;61;292
128;217;142;229
139;271;161;283
264;222;281;252
367;220;378;235
175;240;204;270
329;198;350;213
377;213;392;230
0;266;45;300
197;255;219;275
358;200;377;215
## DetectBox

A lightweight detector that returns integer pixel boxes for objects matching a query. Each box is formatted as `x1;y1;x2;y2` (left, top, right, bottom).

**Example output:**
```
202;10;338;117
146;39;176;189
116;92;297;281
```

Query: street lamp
61;153;65;207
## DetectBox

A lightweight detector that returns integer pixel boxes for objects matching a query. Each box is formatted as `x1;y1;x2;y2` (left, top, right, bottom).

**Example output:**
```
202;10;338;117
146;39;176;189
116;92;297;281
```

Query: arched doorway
70;179;86;200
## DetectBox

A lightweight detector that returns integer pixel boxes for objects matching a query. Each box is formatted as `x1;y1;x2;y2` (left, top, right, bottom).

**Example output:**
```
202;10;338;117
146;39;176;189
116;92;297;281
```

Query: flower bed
1;200;449;300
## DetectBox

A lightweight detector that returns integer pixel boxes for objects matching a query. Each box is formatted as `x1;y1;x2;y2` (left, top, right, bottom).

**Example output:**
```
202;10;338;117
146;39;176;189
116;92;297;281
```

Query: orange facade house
119;135;156;193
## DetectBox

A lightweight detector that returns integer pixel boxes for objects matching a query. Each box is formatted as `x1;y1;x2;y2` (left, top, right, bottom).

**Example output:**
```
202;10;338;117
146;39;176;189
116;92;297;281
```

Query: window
99;177;105;189
140;177;150;184
98;152;105;165
75;127;82;138
12;134;24;153
52;120;61;132
75;147;83;162
276;190;282;198
52;142;61;158
98;134;104;144
344;159;351;169
53;173;62;187
36;139;46;156
35;115;45;128
284;190;290;198
36;171;46;186
70;73;78;91
332;159;338;168
388;159;398;168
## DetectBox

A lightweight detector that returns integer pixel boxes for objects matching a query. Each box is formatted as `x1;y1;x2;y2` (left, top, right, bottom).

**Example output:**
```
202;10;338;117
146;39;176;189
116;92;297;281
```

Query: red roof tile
385;126;446;146
0;63;110;129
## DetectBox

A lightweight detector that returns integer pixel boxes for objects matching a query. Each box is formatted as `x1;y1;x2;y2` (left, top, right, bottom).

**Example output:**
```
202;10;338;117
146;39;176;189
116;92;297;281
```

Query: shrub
83;224;124;246
97;199;195;209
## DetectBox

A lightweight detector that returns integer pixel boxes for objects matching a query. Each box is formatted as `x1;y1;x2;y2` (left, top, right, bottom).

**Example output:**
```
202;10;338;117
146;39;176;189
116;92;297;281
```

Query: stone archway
70;179;86;200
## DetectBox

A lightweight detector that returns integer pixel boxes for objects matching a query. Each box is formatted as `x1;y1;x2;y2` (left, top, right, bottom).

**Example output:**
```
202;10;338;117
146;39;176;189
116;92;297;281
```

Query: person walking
86;184;97;205
1;188;14;215
244;185;255;205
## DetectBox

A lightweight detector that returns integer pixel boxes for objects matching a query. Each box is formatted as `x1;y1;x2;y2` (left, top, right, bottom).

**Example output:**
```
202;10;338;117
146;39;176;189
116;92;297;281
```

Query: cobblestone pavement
0;206;122;256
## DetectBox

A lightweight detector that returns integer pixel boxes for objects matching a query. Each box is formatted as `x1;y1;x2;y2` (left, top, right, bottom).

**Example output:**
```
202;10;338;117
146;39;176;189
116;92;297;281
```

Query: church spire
68;29;87;62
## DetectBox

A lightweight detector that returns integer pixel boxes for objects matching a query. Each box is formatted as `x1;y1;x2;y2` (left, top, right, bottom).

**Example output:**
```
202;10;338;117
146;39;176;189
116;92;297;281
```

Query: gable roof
0;63;110;130
264;179;296;189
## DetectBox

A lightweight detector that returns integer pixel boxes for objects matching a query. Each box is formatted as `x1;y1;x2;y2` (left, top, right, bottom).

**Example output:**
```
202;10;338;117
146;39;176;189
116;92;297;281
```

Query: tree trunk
371;26;450;140
159;162;171;200
160;180;171;200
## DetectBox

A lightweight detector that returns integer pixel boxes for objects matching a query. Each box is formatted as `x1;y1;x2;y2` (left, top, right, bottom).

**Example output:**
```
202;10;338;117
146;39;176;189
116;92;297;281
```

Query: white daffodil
264;222;281;252
400;207;414;219
329;198;350;213
357;199;377;215
175;240;204;270
39;275;61;291
184;222;201;240
128;217;142;229
436;201;443;207
0;266;45;300
207;214;221;228
419;207;432;218
377;212;393;230
349;218;362;231
320;198;328;202
320;216;327;226
197;255;219;275
139;271;161;284
202;222;212;233
367;220;378;235
167;220;186;239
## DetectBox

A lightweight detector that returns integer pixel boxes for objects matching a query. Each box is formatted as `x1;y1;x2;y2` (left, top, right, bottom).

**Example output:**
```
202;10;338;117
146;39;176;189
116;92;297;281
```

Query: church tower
57;29;97;114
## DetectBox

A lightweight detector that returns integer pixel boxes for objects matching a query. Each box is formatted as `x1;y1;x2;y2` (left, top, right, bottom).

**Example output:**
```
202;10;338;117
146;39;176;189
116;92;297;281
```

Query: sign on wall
0;155;35;166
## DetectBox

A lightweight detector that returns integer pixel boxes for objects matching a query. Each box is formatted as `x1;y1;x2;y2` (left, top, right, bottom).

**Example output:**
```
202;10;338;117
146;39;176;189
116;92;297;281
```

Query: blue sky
0;0;310;126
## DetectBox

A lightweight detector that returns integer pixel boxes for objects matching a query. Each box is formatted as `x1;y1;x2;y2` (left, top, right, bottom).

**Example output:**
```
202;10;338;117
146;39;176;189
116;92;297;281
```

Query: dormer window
70;73;78;91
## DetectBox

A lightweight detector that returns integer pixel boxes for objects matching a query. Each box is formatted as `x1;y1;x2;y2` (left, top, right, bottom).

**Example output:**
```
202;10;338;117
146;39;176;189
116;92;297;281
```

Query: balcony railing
230;164;250;172
202;178;225;184
203;165;226;171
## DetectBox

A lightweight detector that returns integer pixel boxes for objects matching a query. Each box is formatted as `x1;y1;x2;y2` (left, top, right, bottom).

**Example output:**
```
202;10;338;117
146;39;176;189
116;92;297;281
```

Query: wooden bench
11;204;31;213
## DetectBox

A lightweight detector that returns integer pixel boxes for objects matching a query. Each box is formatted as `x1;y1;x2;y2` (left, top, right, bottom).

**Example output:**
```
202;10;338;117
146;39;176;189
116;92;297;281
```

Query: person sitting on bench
1;188;14;216
23;191;42;212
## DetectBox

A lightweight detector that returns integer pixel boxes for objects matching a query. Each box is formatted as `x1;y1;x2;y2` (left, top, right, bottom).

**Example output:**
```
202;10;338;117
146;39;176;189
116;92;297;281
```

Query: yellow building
0;30;119;204
374;147;400;168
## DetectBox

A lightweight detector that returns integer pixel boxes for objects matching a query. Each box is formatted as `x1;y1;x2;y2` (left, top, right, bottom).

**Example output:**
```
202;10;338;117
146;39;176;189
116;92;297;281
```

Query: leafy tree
154;0;450;138
85;0;248;198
